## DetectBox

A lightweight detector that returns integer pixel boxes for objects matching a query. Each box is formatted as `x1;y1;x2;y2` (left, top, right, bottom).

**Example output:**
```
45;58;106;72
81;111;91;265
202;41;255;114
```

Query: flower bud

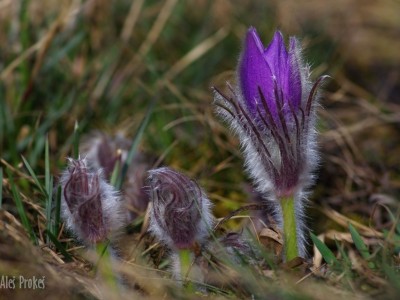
147;167;214;250
60;158;124;244
80;131;130;180
80;131;152;222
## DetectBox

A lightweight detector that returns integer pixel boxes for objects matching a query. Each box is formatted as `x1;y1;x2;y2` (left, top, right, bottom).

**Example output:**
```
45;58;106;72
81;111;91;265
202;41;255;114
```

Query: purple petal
239;27;276;117
264;31;289;85
287;37;302;110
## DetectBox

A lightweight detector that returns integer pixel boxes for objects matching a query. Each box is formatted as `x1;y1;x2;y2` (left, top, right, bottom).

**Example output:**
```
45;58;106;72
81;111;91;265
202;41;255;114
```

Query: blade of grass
94;241;111;273
378;205;400;235
21;155;47;197
45;136;50;192
348;223;370;259
44;136;52;244
383;263;400;293
0;95;18;163
45;176;54;244
45;230;73;262
54;185;62;236
97;241;111;259
333;238;357;288
43;31;85;70
126;215;145;233
6;168;38;245
17;91;75;153
0;90;4;152
0;167;3;208
73;120;80;159
310;232;338;266
334;238;351;267
28;132;46;169
110;158;121;187
348;223;375;268
116;98;156;189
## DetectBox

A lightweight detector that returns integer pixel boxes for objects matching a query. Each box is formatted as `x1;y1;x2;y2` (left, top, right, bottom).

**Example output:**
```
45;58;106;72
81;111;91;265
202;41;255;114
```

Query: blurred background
0;0;399;298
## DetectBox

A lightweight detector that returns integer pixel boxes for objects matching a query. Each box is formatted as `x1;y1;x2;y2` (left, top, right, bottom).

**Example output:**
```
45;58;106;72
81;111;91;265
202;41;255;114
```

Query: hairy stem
280;196;298;261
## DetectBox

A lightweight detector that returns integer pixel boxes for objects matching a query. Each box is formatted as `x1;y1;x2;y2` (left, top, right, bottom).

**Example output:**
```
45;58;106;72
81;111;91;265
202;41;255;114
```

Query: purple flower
80;131;153;223
147;167;214;250
80;131;130;180
213;28;327;258
214;27;326;199
239;29;301;121
60;158;124;244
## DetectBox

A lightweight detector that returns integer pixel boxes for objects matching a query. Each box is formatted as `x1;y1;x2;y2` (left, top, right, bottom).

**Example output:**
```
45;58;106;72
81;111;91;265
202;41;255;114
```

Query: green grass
0;167;3;208
310;232;338;267
115;97;156;190
0;0;399;299
5;168;38;245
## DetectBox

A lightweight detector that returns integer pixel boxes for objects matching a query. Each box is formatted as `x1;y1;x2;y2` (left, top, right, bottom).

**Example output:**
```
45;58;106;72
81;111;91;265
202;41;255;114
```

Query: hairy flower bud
147;167;214;250
80;131;129;179
80;131;153;222
60;158;124;244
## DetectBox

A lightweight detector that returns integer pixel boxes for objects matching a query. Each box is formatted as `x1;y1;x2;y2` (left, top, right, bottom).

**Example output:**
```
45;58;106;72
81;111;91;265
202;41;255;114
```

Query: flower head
80;131;130;180
240;29;302;121
214;27;326;199
147;167;213;250
80;131;152;222
60;158;124;244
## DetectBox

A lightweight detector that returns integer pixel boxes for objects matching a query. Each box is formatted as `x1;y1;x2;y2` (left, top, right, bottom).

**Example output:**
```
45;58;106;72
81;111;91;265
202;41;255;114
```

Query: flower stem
95;242;118;292
280;196;298;261
179;249;194;291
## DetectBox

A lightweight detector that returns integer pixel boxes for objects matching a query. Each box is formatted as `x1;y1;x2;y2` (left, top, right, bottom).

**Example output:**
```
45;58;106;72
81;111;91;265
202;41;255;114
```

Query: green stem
280;196;298;261
95;242;118;292
178;249;194;291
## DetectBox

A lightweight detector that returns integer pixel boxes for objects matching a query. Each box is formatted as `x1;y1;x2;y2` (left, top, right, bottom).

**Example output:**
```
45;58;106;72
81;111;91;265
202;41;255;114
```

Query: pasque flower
148;167;213;250
148;167;214;286
60;158;124;244
80;131;152;223
213;28;326;260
